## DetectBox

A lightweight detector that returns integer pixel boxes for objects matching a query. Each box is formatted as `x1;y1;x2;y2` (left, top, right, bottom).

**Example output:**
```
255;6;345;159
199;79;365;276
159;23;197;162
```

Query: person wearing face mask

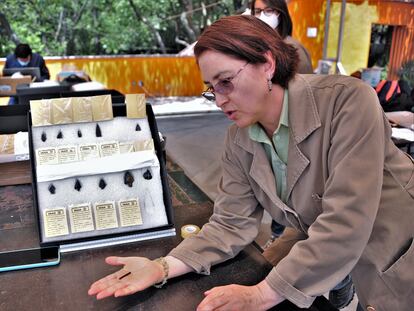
251;0;313;74
4;43;50;82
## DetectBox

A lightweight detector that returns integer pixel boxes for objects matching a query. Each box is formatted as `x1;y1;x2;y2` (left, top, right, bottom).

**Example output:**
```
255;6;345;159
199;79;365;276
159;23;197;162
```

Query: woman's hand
196;280;284;311
88;256;164;300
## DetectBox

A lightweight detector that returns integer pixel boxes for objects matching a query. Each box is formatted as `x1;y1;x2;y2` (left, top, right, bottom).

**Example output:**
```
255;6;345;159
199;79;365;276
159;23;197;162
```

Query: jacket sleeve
285;37;313;74
168;128;263;274
4;55;13;69
265;82;386;307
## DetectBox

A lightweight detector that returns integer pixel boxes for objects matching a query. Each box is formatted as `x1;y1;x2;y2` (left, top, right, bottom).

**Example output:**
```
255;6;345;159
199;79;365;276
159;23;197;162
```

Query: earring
267;78;272;92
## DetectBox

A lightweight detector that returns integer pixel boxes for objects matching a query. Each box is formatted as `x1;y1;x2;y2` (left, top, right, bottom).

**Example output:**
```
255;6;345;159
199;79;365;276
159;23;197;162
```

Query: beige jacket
169;74;414;310
285;36;313;74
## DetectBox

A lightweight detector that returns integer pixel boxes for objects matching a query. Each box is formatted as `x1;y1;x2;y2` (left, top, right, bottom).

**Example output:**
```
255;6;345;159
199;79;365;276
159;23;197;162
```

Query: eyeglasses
254;8;278;17
201;62;249;102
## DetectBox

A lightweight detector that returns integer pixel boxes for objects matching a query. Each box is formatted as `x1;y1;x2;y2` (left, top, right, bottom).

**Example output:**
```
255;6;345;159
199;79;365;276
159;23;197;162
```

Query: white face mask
258;12;279;29
17;59;30;66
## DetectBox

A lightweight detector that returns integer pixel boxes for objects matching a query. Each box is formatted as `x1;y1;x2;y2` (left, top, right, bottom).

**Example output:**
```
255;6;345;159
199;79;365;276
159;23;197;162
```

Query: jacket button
366;306;376;311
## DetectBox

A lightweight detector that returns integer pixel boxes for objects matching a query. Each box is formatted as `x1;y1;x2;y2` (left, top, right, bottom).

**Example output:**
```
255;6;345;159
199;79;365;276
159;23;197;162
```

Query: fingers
114;283;140;297
88;268;130;295
105;256;126;266
95;280;130;300
197;289;227;311
88;273;118;295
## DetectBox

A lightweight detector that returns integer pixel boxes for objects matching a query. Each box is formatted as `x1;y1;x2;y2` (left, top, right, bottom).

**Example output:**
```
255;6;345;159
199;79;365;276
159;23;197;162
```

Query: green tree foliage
0;0;248;57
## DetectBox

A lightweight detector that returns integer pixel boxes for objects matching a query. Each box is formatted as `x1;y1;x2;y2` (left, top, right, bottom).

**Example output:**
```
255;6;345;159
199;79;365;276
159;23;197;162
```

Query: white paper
36;150;159;182
392;128;414;142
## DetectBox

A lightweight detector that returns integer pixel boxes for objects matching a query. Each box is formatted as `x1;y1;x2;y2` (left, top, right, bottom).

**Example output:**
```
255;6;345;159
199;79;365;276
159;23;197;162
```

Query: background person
88;15;414;311
3;43;50;81
251;0;313;74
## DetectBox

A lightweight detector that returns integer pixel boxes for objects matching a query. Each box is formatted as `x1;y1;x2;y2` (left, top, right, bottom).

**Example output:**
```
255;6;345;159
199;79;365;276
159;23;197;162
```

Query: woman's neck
259;84;285;138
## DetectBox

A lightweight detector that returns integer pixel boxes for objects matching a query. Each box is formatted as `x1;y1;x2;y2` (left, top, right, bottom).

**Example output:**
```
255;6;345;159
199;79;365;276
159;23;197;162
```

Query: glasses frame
202;62;249;102
253;7;278;17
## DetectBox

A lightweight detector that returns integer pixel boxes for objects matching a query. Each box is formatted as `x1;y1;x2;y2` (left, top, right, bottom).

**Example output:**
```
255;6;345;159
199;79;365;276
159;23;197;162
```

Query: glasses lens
215;79;234;95
254;9;262;16
202;91;215;101
264;8;276;16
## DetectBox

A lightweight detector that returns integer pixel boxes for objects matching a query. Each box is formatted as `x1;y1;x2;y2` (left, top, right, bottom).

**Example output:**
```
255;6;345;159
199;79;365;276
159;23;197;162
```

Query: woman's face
198;50;270;129
254;0;280;29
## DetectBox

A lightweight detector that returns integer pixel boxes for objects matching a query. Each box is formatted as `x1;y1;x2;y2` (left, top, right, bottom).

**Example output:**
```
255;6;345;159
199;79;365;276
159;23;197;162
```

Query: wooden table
0;161;336;311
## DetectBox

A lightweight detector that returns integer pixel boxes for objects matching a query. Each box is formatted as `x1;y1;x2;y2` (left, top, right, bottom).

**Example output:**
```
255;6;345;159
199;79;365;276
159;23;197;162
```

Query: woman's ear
263;50;276;78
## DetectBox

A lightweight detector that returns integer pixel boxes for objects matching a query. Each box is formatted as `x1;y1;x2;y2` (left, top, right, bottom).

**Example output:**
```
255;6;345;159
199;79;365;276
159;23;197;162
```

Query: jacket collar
233;74;321;202
288;75;321;144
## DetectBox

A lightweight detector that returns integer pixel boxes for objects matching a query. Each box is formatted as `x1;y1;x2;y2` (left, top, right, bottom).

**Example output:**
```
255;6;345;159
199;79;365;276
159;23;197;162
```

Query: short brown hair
194;15;298;88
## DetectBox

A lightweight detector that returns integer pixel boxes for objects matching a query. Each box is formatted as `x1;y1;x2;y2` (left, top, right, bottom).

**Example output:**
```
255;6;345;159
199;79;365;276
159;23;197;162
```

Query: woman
251;1;353;307
89;16;414;311
251;0;313;74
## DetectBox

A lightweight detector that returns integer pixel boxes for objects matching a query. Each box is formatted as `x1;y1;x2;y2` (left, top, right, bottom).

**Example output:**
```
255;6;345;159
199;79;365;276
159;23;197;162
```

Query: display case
27;95;175;252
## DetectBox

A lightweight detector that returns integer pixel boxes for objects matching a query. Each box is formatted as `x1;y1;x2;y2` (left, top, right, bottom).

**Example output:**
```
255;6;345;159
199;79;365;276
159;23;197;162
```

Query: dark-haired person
4;43;50;82
251;0;313;74
89;15;414;311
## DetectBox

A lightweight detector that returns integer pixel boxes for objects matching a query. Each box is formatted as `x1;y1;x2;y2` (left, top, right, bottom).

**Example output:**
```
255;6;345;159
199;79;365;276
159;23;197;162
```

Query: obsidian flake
41;132;47;142
57;131;63;139
124;171;134;187
48;184;56;194
135;124;141;131
143;169;152;180
74;179;82;191
96;124;102;137
77;129;82;138
99;178;107;189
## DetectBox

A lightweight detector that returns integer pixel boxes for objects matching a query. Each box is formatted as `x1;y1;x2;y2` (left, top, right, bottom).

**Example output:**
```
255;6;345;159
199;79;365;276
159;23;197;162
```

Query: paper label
57;145;79;164
72;97;93;123
43;208;69;237
134;139;155;152
0;134;14;155
118;198;143;227
69;203;94;233
126;94;146;118
52;98;73;124
94;202;118;230
79;143;100;160
119;142;135;154
91;95;113;121
36;147;58;166
99;141;120;157
30;99;53;126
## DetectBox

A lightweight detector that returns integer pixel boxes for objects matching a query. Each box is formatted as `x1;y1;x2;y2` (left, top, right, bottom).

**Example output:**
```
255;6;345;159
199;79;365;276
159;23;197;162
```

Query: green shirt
248;89;289;202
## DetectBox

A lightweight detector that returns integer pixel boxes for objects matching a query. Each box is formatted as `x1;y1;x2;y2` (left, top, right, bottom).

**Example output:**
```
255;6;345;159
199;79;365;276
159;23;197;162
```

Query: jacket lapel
286;75;321;200
233;75;321;207
234;129;284;208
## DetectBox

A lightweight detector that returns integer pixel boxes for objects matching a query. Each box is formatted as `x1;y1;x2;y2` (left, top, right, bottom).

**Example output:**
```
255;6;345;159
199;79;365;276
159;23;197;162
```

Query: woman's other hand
196;280;284;311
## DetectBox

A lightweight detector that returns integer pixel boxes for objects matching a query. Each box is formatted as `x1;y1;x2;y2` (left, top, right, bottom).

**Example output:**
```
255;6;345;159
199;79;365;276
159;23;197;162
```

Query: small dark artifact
143;169;152;180
74;179;82;191
124;171;135;187
135;124;141;131
96;124;102;137
41;132;47;142
57;131;63;139
77;129;82;138
48;184;56;194
99;178;107;189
